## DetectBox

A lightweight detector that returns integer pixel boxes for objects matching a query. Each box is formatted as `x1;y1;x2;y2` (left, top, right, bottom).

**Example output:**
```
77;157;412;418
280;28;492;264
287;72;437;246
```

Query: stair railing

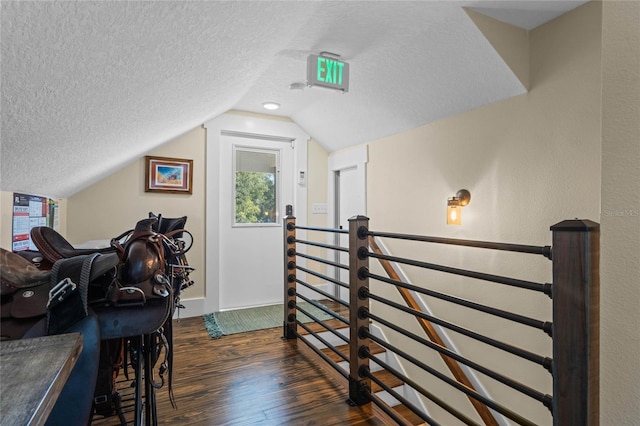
368;236;499;425
283;207;599;426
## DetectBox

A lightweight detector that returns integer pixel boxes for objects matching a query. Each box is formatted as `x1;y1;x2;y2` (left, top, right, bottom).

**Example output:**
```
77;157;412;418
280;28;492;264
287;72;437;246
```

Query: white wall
600;1;640;424
305;139;329;285
362;2;602;424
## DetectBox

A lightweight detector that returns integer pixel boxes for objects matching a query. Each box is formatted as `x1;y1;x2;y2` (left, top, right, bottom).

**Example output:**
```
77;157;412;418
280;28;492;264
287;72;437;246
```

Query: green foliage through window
235;172;276;223
234;148;278;224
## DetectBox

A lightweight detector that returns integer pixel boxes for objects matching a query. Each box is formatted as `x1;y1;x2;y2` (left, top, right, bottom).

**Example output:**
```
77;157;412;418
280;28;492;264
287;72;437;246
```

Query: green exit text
307;54;349;92
317;57;345;86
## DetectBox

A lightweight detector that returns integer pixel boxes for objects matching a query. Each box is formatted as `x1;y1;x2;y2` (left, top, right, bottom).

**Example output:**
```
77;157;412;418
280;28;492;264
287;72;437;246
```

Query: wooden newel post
551;219;599;426
348;215;371;406
283;205;297;340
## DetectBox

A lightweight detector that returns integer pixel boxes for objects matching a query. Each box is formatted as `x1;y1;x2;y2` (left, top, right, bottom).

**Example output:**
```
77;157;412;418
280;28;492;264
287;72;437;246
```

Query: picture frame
145;156;193;194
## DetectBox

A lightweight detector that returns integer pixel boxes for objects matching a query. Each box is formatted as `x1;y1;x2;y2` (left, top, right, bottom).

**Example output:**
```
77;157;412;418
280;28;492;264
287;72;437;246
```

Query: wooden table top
0;333;83;425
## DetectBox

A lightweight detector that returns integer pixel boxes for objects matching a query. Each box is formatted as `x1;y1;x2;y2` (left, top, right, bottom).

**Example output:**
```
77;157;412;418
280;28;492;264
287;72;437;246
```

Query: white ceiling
0;1;587;198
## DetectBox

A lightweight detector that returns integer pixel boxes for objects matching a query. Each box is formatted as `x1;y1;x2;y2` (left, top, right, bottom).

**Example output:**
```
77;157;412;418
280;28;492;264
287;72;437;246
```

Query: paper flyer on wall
12;192;57;251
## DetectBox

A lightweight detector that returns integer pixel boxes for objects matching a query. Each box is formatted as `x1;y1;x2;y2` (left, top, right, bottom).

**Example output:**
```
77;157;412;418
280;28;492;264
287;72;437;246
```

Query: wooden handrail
368;236;499;426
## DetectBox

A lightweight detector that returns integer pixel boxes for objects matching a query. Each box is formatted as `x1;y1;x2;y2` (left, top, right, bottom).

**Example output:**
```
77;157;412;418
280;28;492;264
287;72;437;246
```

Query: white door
336;166;359;302
219;133;294;310
204;114;309;316
328;145;368;302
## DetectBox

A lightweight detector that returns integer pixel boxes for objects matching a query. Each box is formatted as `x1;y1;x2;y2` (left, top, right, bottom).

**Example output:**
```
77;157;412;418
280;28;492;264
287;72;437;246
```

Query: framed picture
145;156;193;194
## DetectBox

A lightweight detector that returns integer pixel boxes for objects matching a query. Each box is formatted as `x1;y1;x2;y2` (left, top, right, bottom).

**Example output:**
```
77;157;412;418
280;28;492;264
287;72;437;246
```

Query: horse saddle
1;248;119;340
30;226;117;264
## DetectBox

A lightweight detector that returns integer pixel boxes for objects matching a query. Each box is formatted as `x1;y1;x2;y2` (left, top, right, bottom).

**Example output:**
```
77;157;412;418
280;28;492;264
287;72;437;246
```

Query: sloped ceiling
0;1;586;198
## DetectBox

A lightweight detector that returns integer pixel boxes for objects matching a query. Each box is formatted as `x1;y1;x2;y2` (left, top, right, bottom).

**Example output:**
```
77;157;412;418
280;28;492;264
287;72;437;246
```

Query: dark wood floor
92;316;390;425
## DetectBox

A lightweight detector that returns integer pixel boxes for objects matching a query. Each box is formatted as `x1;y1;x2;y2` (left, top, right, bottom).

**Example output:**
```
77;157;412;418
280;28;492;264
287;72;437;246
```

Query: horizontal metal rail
367;251;551;295
293;238;348;253
367;271;552;335
285;212;599;425
363;364;440;426
295;293;349;326
367;230;552;260
294;325;348;380
295;251;349;270
363;389;418;426
362;334;537;426
290;223;348;234
364;321;552;409
295;279;349;310
365;350;481;425
296;265;349;289
365;290;552;371
294;302;349;345
296;320;349;364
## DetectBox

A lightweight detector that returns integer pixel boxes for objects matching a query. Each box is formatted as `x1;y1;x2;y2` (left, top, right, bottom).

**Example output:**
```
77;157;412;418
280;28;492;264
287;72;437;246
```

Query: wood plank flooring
92;316;390;425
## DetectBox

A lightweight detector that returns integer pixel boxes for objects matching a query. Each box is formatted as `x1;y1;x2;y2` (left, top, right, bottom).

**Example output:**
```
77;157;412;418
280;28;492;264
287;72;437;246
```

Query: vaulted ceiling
0;1;586;198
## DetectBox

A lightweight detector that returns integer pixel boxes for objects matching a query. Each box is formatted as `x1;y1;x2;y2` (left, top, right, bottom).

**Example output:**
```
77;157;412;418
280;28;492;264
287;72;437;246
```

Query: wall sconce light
447;189;471;225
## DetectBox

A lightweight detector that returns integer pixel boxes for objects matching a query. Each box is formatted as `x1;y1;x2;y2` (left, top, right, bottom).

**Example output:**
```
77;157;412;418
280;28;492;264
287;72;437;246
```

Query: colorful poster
12;193;57;251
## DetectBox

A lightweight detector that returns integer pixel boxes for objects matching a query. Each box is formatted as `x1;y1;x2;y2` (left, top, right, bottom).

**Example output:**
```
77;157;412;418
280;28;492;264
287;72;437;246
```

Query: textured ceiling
0;1;586;198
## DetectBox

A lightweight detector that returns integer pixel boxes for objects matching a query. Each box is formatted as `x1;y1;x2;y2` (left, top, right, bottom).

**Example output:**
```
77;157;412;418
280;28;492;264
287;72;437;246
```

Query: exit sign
307;54;349;93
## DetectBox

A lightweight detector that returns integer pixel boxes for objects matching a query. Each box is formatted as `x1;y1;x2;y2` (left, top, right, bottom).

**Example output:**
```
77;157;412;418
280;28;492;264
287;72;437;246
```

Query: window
233;146;279;226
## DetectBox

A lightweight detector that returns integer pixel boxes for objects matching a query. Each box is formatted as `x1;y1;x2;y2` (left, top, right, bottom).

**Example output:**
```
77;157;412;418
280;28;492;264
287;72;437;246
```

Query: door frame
328;144;368;229
327;145;368;298
204;114;309;314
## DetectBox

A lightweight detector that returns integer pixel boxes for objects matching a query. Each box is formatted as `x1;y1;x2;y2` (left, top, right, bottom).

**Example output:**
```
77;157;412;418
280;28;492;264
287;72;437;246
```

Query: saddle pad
10;284;49;319
1;298;13;318
0;248;50;296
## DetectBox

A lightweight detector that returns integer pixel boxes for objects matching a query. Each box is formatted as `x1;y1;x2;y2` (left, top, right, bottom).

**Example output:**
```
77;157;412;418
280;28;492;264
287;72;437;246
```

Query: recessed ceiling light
262;102;280;110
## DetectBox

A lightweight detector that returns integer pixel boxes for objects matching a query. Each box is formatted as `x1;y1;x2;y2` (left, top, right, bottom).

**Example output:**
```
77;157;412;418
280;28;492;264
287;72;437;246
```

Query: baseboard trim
175;289;334;319
174;297;205;318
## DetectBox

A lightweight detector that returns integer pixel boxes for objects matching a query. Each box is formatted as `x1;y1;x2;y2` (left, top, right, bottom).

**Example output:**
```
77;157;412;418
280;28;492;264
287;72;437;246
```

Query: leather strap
47;253;100;334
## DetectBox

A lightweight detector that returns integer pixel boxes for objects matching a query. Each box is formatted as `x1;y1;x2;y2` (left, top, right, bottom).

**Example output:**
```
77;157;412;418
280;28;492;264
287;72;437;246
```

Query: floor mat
203;301;334;339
